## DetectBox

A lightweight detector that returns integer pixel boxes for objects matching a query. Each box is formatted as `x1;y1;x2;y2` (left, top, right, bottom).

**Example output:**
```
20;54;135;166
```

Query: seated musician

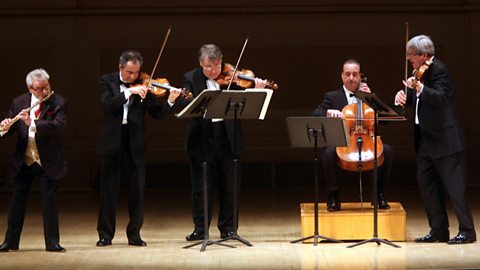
312;59;393;211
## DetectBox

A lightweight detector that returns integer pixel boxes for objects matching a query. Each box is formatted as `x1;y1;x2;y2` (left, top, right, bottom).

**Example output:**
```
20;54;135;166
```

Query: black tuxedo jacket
180;67;244;159
405;58;465;159
98;72;173;165
3;92;68;180
312;88;348;116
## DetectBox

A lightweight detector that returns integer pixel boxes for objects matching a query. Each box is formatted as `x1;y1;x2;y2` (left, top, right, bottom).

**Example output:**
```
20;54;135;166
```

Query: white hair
407;35;435;56
25;68;50;88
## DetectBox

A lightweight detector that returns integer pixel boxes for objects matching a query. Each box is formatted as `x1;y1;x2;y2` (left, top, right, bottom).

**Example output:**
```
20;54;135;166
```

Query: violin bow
403;22;409;94
147;25;172;87
227;36;249;90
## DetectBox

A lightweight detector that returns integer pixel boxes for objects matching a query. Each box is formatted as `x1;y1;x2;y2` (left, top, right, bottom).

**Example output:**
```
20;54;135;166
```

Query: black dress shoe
220;231;238;239
447;233;476;245
46;244;66;253
327;191;341;212
415;232;449;243
128;238;147;247
186;231;204;241
96;238;112;247
0;242;18;252
374;193;390;209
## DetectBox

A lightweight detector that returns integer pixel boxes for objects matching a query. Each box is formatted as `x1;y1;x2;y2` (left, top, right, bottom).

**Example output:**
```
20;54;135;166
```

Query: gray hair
25;68;50;88
198;44;223;62
407;35;435;56
119;50;143;67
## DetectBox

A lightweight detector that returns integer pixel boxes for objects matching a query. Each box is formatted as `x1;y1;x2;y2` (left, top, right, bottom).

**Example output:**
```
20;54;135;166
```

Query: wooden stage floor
0;186;480;269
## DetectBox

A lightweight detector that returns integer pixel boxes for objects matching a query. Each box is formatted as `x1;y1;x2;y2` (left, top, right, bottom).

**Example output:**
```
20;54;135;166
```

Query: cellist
312;59;394;211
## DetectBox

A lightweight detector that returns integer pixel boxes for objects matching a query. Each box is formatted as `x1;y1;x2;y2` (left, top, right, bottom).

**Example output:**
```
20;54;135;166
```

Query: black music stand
178;89;272;249
347;91;403;248
209;89;272;247
177;90;236;252
286;117;348;246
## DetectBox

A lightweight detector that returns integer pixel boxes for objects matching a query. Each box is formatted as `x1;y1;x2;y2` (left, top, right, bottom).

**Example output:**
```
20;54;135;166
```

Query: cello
336;76;384;171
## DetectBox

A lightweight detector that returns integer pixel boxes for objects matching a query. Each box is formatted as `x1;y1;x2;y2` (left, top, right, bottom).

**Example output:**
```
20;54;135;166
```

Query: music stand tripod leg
290;131;342;245
217;105;253;247
217;159;253;247
347;109;400;249
183;159;235;251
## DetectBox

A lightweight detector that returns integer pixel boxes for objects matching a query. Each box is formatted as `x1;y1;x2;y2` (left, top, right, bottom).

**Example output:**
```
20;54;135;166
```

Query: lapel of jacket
18;94;32;135
112;72;122;93
338;88;349;107
194;68;208;95
38;96;55;119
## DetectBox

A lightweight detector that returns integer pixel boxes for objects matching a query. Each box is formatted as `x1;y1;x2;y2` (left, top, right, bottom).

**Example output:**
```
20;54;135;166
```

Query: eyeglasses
406;51;421;57
201;64;222;71
30;85;51;92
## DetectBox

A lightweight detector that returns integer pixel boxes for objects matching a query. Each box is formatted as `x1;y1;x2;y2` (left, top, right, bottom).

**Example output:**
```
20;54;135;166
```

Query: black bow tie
120;81;130;88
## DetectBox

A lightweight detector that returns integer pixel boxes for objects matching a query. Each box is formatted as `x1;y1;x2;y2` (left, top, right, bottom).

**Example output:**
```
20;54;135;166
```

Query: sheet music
245;88;273;120
175;88;273;120
175;89;220;118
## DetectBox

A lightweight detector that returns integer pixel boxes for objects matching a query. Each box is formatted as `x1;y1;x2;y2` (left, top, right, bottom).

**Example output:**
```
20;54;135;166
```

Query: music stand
178;89;273;249
286;117;348;246
209;89;272;247
177;90;236;252
347;91;404;248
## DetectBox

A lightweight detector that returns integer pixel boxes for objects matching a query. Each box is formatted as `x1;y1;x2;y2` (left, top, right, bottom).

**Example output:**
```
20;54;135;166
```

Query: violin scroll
216;63;278;90
134;72;192;99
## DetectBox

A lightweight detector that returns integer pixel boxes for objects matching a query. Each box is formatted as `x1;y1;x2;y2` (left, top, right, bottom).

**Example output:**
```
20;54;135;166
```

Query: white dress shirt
206;79;223;122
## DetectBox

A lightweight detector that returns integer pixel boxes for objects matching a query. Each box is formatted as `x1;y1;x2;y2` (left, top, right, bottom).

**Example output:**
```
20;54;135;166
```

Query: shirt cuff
124;89;132;100
416;85;423;96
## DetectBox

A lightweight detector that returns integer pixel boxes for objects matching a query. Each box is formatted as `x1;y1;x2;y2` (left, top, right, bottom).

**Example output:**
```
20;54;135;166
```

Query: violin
412;59;431;83
216;63;278;90
132;72;192;98
336;77;384;171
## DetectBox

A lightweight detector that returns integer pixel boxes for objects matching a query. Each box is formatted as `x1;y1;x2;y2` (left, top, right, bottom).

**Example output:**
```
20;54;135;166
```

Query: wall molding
1;4;479;17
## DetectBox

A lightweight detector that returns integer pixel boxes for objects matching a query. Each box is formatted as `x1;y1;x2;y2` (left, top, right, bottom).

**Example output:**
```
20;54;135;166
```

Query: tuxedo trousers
4;162;60;249
97;125;145;241
321;144;393;195
189;122;238;234
416;136;475;237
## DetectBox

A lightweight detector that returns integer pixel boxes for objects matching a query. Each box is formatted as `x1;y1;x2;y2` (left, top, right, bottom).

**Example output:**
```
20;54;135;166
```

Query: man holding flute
0;68;68;252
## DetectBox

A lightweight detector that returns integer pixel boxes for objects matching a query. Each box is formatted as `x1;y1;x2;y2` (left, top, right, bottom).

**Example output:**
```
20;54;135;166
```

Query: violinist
395;35;476;244
312;59;394;212
96;50;181;248
179;44;267;241
0;69;67;252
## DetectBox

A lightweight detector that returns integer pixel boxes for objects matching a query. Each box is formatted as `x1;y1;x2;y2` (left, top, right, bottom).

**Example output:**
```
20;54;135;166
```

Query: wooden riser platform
300;202;406;242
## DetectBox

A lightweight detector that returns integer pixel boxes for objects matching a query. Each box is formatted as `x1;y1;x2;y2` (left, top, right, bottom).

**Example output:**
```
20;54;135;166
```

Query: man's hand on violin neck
254;78;267;89
167;88;182;103
403;77;422;92
403;77;416;89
